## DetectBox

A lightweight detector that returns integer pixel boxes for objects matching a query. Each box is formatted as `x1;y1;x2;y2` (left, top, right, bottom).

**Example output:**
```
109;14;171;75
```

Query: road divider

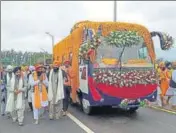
149;105;176;115
67;113;95;133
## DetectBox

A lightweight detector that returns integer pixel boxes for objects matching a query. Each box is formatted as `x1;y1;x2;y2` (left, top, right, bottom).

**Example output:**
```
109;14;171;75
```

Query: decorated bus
53;21;174;114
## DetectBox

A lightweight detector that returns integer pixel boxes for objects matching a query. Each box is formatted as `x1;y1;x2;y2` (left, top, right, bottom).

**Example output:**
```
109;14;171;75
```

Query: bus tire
81;98;93;115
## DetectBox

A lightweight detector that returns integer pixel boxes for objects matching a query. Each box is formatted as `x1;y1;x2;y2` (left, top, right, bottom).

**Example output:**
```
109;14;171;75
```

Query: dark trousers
28;102;33;111
63;86;71;112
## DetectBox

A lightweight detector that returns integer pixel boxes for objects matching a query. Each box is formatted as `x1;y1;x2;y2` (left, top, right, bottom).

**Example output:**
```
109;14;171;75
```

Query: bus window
79;57;84;65
138;46;148;59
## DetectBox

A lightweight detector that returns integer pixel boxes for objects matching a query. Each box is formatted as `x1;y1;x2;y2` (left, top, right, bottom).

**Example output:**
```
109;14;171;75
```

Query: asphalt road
0;110;85;133
0;106;175;133
69;106;176;133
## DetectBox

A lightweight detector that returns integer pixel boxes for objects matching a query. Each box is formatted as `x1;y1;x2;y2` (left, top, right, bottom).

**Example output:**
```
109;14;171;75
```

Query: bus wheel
127;107;139;113
81;98;92;115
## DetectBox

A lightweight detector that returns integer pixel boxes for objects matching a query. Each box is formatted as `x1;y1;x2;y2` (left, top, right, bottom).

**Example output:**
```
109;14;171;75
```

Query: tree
0;49;52;66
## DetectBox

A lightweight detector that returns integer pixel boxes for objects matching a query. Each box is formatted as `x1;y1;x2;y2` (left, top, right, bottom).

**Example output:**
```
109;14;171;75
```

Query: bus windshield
95;37;152;66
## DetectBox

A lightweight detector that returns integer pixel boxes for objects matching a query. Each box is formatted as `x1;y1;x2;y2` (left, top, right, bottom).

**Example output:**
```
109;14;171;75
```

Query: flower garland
93;69;157;87
162;32;174;50
127;59;148;64
105;31;144;48
79;34;101;59
120;98;150;107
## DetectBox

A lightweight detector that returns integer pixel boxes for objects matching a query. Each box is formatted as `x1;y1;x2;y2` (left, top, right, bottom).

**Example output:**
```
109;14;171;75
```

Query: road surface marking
149;105;176;115
67;113;95;133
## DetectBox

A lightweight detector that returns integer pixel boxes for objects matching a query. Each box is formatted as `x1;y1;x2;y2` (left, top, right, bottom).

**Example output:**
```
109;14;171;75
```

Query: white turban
6;65;13;71
29;66;35;71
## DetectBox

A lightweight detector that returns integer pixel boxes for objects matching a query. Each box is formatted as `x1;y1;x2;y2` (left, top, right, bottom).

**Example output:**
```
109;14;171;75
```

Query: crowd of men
0;60;74;126
156;61;176;110
1;60;176;126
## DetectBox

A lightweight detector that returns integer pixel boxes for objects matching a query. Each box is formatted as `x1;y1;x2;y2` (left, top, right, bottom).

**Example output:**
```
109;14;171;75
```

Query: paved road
69;106;176;133
0;106;175;133
0;110;85;133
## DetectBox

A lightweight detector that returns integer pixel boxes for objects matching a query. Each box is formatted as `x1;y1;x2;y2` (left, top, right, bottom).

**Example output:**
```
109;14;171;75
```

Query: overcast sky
1;1;176;60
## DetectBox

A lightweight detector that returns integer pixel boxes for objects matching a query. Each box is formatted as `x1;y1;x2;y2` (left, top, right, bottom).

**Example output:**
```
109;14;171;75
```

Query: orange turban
53;61;61;67
35;64;43;71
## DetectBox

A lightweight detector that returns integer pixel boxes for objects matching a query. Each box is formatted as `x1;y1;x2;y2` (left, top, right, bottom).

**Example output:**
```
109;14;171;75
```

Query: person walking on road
166;64;176;110
4;65;14;118
27;66;35;112
29;64;48;125
165;62;173;104
158;62;169;106
5;67;27;126
48;61;68;120
4;65;13;100
62;60;75;116
1;80;7;116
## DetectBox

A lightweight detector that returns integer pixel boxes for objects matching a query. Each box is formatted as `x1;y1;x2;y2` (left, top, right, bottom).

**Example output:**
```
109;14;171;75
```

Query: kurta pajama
27;73;33;111
5;75;27;124
4;73;13;117
48;69;66;119
5;73;13;100
29;74;48;120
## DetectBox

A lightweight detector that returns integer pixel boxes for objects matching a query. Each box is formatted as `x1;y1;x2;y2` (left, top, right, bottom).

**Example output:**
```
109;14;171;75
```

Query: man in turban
27;66;35;112
48;61;68;120
29;64;48;124
5;67;27;126
158;62;169;106
165;62;173;104
3;65;14;118
62;60;75;116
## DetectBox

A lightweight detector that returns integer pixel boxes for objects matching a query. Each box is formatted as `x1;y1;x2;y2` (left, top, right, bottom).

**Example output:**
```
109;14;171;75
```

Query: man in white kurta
48;61;67;120
5;65;14;98
4;65;14;118
29;64;48;124
5;67;27;126
27;66;35;111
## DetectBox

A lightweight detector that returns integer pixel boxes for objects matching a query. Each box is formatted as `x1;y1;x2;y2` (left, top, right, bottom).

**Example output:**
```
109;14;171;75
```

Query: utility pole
40;48;47;65
114;0;117;22
16;54;18;66
34;53;36;64
45;32;54;56
30;54;32;65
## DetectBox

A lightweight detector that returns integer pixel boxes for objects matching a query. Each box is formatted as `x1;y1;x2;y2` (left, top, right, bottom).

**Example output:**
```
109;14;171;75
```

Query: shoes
34;120;39;125
49;116;54;120
6;114;11;119
18;122;24;126
55;115;61;120
12;119;17;123
62;111;67;116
